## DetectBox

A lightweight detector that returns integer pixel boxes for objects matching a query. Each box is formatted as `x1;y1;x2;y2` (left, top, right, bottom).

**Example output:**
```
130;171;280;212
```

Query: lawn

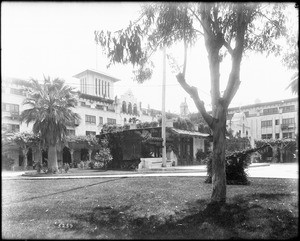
2;176;298;239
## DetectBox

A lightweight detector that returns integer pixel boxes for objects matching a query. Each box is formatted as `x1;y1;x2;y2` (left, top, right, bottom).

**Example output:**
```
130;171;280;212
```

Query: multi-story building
226;97;298;146
2;69;164;169
2;69;160;137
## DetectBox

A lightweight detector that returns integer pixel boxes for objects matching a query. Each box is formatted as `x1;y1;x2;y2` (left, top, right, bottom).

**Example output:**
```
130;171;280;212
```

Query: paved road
2;163;298;179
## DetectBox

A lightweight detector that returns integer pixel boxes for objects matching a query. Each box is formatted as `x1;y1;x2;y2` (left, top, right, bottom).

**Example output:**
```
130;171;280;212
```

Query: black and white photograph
2;1;298;239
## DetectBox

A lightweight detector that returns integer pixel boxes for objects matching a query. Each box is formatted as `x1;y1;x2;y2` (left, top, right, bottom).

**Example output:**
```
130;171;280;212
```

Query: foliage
21;77;81;147
196;149;208;164
225;136;251;154
172;117;195;131
95;3;291;202
120;159;141;170
205;144;269;185
94;138;113;168
136;121;159;129
5;132;41;150
188;113;211;134
281;15;298;94
95;3;288;82
1;155;15;170
65;134;101;150
20;77;81;173
255;139;297;162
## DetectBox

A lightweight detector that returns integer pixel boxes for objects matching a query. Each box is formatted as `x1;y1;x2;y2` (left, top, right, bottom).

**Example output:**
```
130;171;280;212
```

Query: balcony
3;111;20;120
281;123;295;130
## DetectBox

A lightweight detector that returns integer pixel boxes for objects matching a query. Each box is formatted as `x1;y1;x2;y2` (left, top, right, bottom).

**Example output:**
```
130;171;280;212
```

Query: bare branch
176;73;214;128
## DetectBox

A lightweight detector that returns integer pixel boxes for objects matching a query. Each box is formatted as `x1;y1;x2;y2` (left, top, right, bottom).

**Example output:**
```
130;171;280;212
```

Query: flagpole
162;46;167;167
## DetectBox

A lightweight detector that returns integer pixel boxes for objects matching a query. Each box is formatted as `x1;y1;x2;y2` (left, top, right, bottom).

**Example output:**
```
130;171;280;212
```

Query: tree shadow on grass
69;193;298;239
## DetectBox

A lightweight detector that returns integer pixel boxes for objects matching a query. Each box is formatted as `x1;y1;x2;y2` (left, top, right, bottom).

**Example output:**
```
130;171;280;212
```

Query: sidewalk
2;163;272;180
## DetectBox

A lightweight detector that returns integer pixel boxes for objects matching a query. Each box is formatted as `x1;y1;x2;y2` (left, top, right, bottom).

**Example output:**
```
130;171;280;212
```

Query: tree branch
188;6;210;36
223;40;233;55
176;73;214;128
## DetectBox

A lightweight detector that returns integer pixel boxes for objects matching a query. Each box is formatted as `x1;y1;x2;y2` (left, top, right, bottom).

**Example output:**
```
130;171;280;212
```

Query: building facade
227;98;298;146
2;69;160;137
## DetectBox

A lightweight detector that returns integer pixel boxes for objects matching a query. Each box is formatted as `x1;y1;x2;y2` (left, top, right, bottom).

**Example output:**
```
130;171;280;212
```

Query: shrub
120;159;141;170
88;161;95;169
1;155;15;170
64;163;70;173
196;149;208;164
205;150;251;185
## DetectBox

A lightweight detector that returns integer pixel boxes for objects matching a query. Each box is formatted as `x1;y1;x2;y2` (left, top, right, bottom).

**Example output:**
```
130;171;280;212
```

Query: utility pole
162;46;167;167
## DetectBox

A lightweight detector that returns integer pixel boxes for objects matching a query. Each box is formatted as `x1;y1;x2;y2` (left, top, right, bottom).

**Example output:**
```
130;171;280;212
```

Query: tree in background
95;2;292;204
20;77;81;173
281;19;298;94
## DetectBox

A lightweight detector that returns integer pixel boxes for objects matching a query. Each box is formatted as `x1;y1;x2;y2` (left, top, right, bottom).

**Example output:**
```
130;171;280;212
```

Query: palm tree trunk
48;145;58;173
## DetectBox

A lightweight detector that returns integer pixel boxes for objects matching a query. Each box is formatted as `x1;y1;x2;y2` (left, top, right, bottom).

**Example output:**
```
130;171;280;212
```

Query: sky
2;2;298;114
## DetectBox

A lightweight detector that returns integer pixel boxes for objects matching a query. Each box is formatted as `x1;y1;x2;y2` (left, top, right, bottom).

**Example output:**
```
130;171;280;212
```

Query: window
3;124;20;133
107;118;116;125
96;104;104;110
261;134;272;139
2;103;19;114
128;102;132;115
282;118;295;125
98;79;101;96
133;103;138;115
10;88;25;96
281;105;295;113
102;80;104;96
122;101;127;113
86;131;96;136
95;78;98;95
275;133;280;139
85;115;96;124
283;132;294;139
275;119;279;125
261;120;272;128
99;117;103;125
80;78;87;93
263;108;278;115
67;129;75;136
108;82;110;98
81;102;91;108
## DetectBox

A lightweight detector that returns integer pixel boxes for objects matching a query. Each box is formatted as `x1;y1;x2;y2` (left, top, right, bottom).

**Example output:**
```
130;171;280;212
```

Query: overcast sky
2;2;298;114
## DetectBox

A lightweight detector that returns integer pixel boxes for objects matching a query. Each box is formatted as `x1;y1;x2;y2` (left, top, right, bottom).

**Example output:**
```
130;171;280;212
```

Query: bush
1;155;15;170
63;163;70;173
196;149;208;164
88;161;95;169
120;159;141;170
205;150;251;185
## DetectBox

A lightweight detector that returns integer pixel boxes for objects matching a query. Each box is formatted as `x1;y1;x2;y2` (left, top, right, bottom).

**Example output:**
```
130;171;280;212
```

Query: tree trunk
211;104;227;203
48;145;58;173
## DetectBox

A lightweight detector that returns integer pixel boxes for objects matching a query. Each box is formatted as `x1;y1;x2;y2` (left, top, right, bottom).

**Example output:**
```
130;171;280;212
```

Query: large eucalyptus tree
94;3;292;204
20;77;81;173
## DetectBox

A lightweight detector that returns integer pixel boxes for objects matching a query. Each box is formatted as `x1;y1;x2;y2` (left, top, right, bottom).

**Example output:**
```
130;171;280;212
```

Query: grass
2;176;298;239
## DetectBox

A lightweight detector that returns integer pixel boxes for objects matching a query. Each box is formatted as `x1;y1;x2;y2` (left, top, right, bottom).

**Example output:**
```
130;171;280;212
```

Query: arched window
122;101;127;113
128;102;132;115
133;103;138;115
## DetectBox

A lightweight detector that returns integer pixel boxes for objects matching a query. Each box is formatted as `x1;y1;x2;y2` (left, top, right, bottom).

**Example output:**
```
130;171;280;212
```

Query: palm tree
286;72;298;95
20;77;81;173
